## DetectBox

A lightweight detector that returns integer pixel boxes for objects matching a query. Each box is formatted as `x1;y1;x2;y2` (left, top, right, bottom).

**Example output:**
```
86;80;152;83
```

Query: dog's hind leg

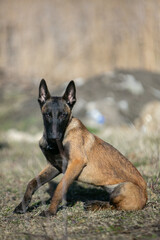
84;182;147;211
110;182;147;210
84;184;119;211
13;164;60;214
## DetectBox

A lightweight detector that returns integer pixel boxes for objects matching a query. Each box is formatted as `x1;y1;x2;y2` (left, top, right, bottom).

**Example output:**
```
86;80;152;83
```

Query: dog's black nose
47;137;61;144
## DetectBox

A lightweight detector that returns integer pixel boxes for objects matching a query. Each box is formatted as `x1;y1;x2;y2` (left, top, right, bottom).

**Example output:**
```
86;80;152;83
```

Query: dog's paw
84;201;94;211
39;210;56;217
84;201;111;211
13;202;27;214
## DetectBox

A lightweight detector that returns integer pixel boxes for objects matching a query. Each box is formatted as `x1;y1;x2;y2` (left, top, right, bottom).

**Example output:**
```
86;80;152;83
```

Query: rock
54;70;160;127
135;101;160;134
116;74;144;95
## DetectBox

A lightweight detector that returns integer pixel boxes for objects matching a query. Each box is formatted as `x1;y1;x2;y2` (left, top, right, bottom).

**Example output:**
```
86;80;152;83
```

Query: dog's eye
59;113;67;119
45;112;52;118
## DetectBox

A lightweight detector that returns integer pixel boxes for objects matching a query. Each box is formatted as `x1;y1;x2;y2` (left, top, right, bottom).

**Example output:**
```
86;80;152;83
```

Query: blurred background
1;2;160;237
0;0;160;139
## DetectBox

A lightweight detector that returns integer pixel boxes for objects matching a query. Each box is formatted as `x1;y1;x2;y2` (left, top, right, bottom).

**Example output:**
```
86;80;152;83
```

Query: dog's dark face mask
38;79;76;142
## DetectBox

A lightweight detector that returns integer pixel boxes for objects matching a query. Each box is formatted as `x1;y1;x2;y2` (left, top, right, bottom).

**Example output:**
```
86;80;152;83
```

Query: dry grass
0;128;160;240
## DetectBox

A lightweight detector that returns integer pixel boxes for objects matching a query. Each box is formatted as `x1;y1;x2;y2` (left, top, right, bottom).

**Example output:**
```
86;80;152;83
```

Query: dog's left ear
63;80;76;108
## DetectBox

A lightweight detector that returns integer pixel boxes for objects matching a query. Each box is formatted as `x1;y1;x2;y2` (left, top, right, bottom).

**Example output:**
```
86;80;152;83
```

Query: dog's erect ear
38;79;51;105
63;80;76;108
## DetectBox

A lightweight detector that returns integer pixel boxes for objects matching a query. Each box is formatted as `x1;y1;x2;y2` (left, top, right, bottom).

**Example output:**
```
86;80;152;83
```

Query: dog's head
38;79;76;141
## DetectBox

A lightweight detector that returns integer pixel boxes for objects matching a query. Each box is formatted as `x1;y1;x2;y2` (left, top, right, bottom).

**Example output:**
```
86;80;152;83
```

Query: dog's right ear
38;79;51;106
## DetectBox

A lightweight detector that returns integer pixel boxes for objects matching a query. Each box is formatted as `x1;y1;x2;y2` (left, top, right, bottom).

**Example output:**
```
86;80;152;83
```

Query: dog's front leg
40;159;85;216
14;164;60;214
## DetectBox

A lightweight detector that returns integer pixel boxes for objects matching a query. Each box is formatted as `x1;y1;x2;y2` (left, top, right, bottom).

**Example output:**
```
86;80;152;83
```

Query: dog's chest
39;137;69;172
47;153;68;172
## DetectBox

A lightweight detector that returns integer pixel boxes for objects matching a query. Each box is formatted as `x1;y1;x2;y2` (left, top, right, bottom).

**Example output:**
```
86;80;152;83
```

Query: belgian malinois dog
14;80;147;216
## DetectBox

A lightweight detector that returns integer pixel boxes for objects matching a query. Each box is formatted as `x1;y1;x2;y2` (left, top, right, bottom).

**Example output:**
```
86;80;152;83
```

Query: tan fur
61;117;147;212
14;111;147;215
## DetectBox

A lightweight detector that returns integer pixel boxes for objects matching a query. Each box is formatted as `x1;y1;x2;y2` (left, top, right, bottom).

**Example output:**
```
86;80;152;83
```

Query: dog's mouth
46;144;54;150
46;138;58;150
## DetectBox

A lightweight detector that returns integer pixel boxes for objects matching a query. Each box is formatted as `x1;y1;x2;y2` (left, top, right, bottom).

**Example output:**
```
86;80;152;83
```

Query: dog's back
64;117;147;210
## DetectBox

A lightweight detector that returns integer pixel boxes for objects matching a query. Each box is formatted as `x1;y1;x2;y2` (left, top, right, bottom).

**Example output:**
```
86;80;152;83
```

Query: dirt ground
0;127;160;240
